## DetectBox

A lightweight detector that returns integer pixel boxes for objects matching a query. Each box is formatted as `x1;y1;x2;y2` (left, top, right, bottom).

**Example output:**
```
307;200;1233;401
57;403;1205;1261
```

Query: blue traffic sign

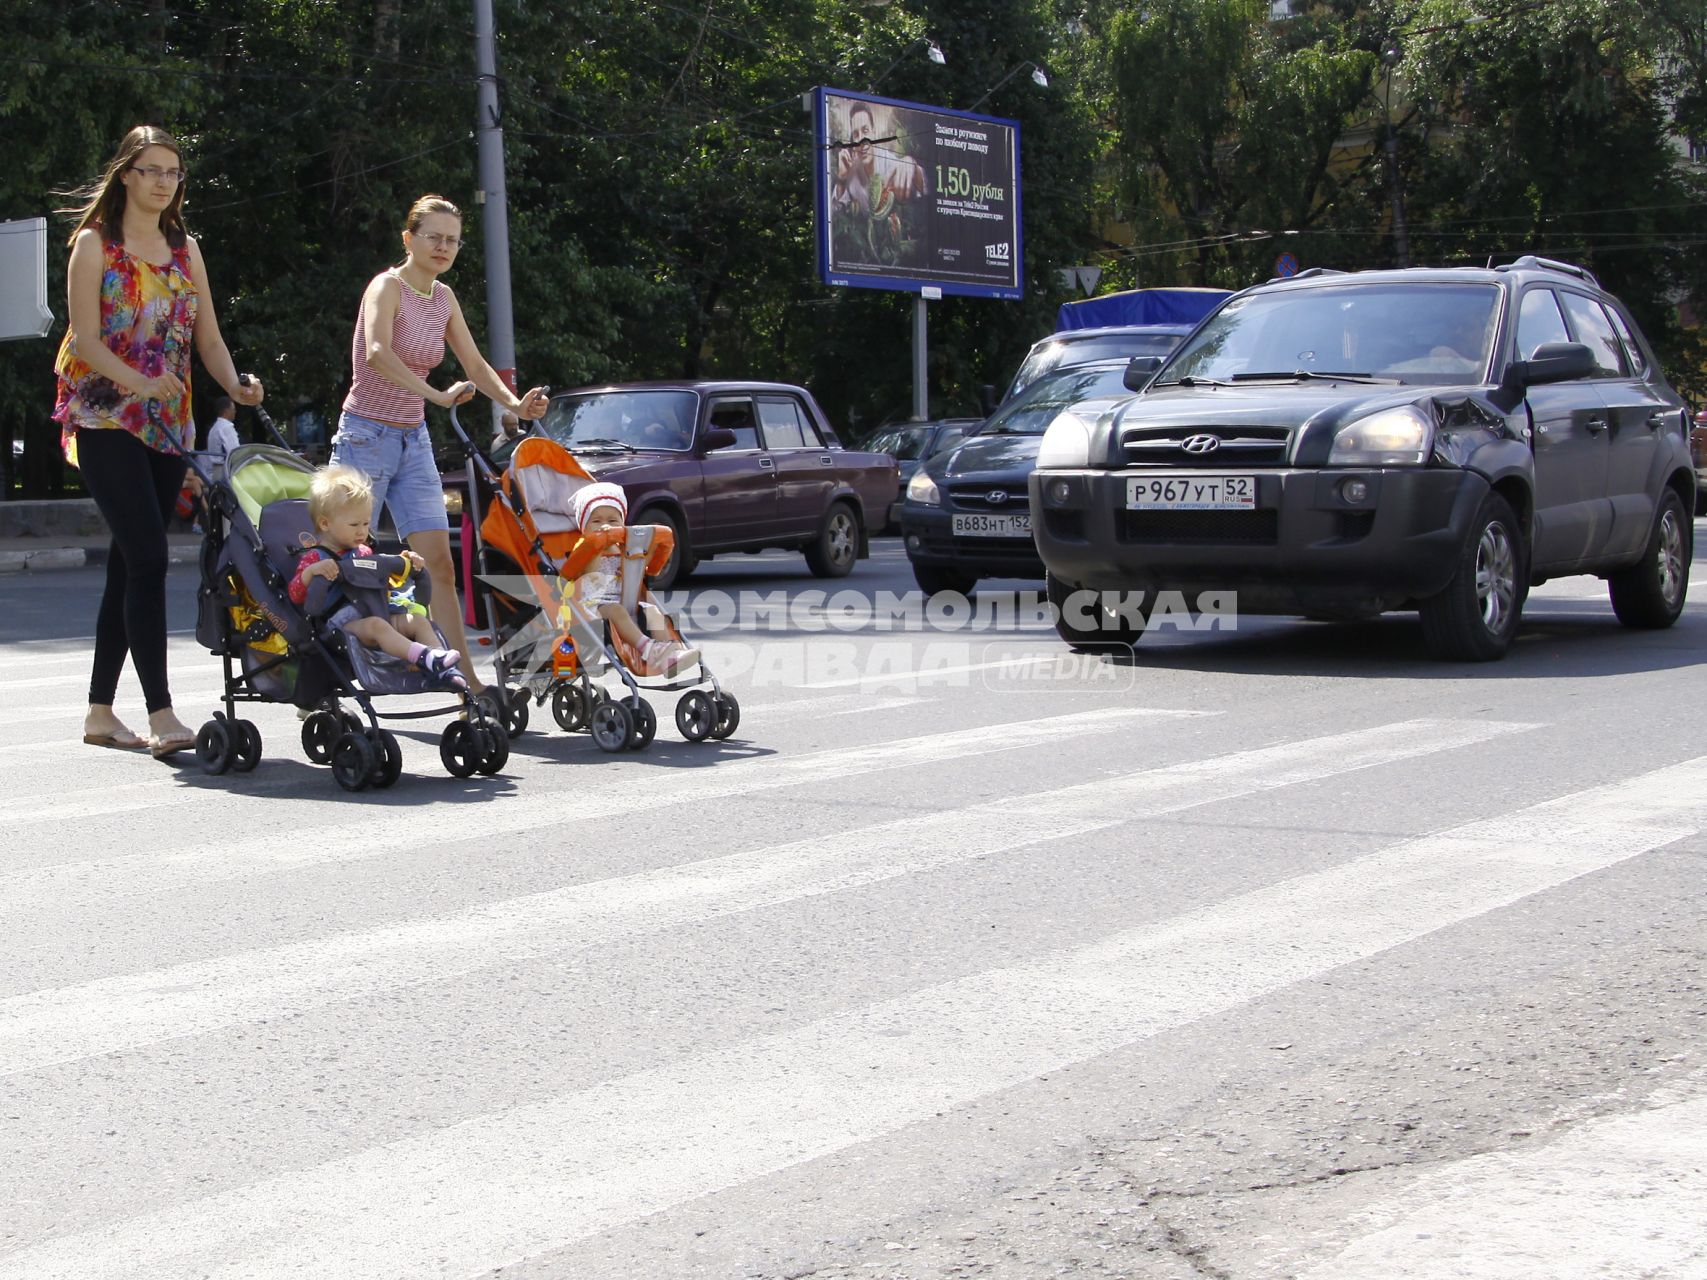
1274;252;1299;277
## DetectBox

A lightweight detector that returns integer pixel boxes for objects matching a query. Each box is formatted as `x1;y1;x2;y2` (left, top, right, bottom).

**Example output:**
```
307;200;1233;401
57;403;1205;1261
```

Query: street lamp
968;61;1049;113
865;37;947;92
1381;40;1411;268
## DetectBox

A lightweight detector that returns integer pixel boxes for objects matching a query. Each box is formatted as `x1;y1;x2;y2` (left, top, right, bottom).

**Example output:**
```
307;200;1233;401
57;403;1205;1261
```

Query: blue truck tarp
1055;287;1232;332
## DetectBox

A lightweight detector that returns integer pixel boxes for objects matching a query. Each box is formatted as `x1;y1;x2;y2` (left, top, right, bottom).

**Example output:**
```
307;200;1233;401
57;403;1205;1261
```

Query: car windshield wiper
1231;370;1397;385
571;436;636;452
1153;375;1231;388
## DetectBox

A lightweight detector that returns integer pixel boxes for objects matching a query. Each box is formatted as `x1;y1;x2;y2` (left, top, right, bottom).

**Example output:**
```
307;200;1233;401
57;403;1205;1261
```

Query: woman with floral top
54;125;264;757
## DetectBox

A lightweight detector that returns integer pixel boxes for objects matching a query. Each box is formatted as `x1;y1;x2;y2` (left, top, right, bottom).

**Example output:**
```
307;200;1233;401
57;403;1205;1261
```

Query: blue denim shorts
329;411;449;539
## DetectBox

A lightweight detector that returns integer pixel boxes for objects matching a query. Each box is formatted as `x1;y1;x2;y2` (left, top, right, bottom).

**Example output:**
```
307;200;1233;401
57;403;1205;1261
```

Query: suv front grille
1121;425;1290;468
1118;509;1279;545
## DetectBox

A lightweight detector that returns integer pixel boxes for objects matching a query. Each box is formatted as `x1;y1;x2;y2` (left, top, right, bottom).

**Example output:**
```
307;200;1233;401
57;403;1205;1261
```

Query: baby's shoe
419;647;463;680
640;636;699;676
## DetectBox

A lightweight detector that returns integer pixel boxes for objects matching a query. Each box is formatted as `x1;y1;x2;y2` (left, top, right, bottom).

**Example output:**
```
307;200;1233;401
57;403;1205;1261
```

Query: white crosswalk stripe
0;716;1529;1076
0;707;1194;910
3;751;1702;1278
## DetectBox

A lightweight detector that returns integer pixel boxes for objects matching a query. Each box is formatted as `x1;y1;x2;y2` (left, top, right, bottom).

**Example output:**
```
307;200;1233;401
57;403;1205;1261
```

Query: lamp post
473;0;516;417
968;61;1049;113
1381;41;1411;269
865;37;946;93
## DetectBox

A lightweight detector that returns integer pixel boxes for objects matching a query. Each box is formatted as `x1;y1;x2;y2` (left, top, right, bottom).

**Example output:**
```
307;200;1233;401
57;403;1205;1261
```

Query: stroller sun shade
225;444;318;526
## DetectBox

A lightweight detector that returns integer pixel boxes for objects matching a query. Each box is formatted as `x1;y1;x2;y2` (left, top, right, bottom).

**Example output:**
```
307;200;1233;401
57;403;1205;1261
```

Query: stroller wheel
675;691;716;742
474;725;510;775
301;711;339;765
589;699;634;753
502;695;530;740
551;684;589;733
231;720;263;773
625;697;657;751
365;728;403;789
196;717;236;776
330;731;376;792
709;691;741;740
439;722;480;778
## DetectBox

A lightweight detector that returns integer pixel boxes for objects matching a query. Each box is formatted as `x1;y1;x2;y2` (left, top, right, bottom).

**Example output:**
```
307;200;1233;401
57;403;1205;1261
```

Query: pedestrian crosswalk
1;628;1704;1280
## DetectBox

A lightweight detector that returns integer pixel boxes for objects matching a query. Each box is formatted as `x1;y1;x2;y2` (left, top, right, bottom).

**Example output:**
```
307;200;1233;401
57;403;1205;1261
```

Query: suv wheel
805;501;859;578
1047;571;1147;651
1419;492;1526;662
1608;490;1690;629
639;507;695;591
912;564;976;597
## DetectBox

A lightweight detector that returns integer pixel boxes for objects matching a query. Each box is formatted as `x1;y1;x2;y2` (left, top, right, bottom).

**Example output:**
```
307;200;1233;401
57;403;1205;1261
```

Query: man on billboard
831;101;929;269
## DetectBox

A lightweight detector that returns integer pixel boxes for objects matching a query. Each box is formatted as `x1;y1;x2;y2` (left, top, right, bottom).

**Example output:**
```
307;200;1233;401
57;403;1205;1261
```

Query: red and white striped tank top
342;268;452;425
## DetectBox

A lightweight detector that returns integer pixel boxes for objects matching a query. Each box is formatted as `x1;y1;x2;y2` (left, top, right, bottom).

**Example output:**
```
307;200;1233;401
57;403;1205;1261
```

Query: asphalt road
2;532;1705;1279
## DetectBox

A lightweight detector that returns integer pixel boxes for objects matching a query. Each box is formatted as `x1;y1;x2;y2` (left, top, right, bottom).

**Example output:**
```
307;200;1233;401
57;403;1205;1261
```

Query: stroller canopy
226;445;317;526
506;436;597;534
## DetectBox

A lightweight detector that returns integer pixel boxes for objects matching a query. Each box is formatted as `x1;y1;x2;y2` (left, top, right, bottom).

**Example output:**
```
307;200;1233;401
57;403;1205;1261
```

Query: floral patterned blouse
52;237;198;461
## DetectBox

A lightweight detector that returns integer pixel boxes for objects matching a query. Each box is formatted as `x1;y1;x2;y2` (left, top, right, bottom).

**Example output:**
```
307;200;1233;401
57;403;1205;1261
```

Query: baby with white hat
568;482;699;677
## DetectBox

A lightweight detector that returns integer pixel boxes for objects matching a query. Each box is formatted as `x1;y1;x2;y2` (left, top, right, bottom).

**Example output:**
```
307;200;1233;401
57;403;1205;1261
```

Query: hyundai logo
986;489;1009;505
1181;434;1222;455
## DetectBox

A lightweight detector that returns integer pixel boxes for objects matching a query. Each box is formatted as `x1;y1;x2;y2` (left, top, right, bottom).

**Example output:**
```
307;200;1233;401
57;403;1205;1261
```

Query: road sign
1274;252;1299;278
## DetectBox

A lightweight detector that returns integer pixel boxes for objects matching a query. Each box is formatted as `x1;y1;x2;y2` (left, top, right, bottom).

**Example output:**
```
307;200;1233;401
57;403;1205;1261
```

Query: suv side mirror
978;383;998;416
701;426;739;452
1124;354;1164;391
1505;341;1595;391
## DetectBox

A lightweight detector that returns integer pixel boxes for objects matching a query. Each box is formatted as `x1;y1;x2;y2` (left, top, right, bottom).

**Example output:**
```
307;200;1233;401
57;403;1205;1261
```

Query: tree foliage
1;0;1702;497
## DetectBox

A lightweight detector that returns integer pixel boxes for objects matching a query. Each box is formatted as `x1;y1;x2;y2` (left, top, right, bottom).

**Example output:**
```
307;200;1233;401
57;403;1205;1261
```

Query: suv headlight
906;471;941;506
1329;407;1433;466
1036;411;1094;469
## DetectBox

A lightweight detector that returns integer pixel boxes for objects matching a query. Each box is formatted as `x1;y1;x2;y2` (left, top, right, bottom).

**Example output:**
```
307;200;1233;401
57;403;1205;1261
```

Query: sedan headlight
906;471;941;506
1036;411;1094;469
1329;406;1433;466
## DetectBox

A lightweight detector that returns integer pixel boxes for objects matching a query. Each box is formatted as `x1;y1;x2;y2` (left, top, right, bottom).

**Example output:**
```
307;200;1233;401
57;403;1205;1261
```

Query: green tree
1099;0;1376;287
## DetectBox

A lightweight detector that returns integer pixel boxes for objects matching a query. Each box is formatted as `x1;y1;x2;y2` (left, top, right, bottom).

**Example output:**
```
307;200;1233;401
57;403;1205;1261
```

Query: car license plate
1127;474;1257;510
952;512;1032;537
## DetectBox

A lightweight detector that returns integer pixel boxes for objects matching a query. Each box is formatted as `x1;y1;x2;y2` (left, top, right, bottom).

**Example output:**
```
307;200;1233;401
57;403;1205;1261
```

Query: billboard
0;218;53;342
812;87;1023;301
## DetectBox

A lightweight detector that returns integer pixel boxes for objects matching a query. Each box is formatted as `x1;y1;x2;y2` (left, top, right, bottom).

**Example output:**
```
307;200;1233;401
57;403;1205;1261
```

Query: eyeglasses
413;233;463;250
129;165;186;185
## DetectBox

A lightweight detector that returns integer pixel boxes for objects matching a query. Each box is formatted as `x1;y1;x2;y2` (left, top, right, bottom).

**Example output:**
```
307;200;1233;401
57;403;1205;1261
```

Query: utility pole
1382;44;1411;269
473;0;516;404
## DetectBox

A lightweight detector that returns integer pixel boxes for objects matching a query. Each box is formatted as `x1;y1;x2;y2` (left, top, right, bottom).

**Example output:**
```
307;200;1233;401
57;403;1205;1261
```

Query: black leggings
76;429;189;714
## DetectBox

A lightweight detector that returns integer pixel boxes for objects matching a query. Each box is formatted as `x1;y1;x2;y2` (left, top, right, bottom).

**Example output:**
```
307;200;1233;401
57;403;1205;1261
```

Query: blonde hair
60;125;189;248
308;465;374;527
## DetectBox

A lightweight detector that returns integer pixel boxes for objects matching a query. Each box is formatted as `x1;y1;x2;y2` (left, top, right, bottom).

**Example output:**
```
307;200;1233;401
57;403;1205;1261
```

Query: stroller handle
238;373;296;452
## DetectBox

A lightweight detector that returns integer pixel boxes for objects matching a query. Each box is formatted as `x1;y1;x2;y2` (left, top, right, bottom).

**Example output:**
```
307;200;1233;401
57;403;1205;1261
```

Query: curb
0;544;201;575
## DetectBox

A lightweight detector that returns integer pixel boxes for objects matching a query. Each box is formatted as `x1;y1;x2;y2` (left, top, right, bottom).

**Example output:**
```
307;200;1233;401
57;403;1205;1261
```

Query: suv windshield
540;390;699;451
1160;283;1501;387
983;363;1135;436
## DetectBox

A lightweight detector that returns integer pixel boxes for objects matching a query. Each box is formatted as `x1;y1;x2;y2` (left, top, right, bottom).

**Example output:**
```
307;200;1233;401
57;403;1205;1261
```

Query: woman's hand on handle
231;375;265;406
517;386;550;420
434;380;477;409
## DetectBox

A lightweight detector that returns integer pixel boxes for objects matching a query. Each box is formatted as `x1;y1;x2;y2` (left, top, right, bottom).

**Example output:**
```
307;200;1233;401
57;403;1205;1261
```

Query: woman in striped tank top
332;194;547;691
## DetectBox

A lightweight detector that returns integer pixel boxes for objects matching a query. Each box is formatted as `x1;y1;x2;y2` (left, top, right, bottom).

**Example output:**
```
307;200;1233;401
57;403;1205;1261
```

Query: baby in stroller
564;483;699;678
288;466;464;684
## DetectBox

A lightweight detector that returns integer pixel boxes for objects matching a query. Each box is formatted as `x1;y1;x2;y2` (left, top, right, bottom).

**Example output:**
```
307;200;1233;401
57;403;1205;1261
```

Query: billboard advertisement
812;87;1023;301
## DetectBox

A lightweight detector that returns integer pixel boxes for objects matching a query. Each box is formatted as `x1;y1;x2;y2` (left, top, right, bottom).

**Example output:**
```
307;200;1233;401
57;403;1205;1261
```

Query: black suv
1029;258;1696;660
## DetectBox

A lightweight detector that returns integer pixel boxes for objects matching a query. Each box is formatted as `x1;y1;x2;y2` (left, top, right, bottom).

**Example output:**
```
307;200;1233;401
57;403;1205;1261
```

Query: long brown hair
61;125;189;248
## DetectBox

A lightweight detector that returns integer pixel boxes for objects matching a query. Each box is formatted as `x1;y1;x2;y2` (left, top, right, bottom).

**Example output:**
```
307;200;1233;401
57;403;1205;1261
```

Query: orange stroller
448;408;739;752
